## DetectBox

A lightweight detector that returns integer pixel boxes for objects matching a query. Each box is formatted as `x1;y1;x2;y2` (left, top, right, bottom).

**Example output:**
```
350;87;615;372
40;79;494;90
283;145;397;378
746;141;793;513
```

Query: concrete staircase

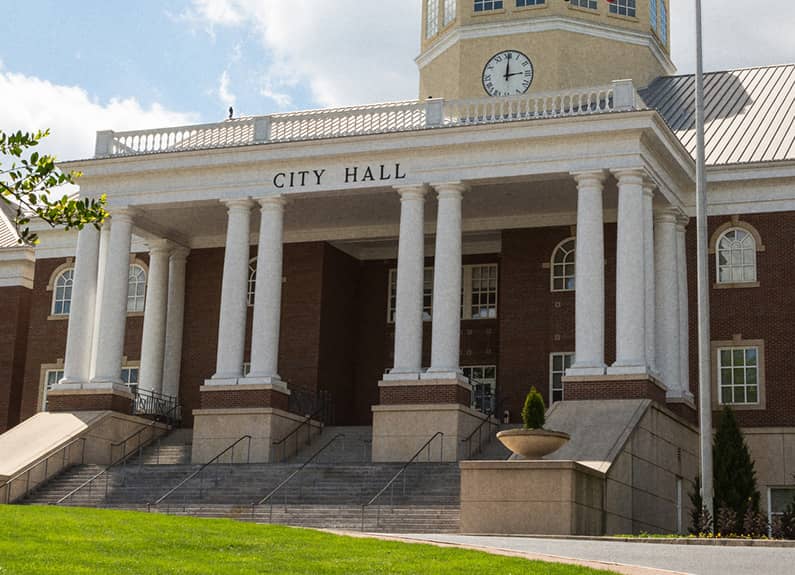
289;426;373;464
464;424;520;460
21;425;460;532
128;428;193;465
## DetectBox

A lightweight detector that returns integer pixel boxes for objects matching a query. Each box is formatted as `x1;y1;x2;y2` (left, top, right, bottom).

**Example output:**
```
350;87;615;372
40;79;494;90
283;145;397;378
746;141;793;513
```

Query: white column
654;209;681;396
162;247;189;399
138;240;171;393
246;196;286;385
643;182;658;375
676;215;693;400
426;182;466;377
60;226;101;385
569;171;606;375
609;169;648;374
92;210;134;385
89;225;110;379
389;185;428;378
210;199;253;383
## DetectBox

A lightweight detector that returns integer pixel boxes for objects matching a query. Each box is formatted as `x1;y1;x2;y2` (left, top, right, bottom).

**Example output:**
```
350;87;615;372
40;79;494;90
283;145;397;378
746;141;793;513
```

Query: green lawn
0;506;615;575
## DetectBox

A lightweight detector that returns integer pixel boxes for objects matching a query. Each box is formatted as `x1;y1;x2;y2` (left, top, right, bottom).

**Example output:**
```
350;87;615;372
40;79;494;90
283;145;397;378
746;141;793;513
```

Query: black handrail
255;433;345;508
150;435;252;506
1;436;86;504
271;405;325;463
55;419;169;505
361;431;444;531
461;413;499;460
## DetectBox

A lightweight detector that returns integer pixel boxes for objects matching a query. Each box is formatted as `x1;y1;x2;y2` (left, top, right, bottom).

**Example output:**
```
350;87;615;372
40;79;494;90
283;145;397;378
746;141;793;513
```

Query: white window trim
550;352;575;403
50;267;75;317
715;228;758;286
550;237;576;293
127;262;148;314
248;257;257;307
712;339;766;410
462;263;498;320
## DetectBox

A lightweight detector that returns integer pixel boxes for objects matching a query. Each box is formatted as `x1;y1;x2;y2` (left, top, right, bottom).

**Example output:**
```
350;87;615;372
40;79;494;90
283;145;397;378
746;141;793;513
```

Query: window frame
716;227;758;286
387;267;434;324
443;0;457;26
659;0;668;44
127;263;148;314
568;0;597;10
550;352;575;404
649;0;657;30
550;237;576;293
42;368;65;411
516;0;545;7
426;0;440;38
608;0;637;18
769;487;795;531
462;263;498;320
51;268;75;317
473;0;504;12
712;339;765;410
462;365;497;413
248;257;257;307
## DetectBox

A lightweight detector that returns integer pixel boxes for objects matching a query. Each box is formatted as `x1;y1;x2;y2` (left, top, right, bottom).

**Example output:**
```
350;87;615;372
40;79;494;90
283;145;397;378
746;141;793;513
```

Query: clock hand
504;59;511;81
505;72;523;78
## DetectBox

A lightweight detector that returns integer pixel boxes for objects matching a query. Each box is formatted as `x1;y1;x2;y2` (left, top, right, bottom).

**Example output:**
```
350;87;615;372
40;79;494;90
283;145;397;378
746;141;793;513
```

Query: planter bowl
496;428;570;459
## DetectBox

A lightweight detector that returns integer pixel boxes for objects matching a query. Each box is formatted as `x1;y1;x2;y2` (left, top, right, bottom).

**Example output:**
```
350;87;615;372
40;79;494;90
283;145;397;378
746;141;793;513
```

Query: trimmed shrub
521;387;546;429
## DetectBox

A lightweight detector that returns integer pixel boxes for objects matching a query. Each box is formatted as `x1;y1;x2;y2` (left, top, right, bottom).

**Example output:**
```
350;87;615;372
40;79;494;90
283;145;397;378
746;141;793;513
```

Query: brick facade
2;211;793;431
563;377;668;405
200;388;289;411
47;391;133;414
379;384;472;406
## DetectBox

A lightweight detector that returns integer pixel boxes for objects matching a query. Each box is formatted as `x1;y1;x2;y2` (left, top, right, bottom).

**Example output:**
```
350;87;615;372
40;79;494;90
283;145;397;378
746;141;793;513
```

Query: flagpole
694;0;714;523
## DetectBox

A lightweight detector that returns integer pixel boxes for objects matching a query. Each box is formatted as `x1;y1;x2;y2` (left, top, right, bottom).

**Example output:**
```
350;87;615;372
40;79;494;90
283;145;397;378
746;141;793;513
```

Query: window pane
746;386;758;403
720;349;732;365
721;387;732;404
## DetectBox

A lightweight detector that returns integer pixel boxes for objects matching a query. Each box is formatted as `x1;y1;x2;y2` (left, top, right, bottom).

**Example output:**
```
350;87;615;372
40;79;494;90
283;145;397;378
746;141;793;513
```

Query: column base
191;408;309;464
665;393;698;425
606;364;651;377
47;384;134;414
561;374;667;405
200;383;290;411
566;365;606;377
379;375;472;406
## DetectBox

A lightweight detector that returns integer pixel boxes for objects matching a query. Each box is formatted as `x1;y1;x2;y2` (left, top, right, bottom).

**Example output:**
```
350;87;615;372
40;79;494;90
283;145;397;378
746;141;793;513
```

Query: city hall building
1;1;794;534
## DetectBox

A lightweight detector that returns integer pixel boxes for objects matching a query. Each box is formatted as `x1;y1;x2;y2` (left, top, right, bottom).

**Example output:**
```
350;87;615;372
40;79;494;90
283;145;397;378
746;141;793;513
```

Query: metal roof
640;64;795;166
0;202;20;248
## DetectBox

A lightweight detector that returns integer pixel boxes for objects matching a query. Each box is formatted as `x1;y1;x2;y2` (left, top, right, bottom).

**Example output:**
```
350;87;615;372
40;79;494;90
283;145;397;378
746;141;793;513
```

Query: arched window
127;264;147;313
52;268;74;316
551;238;576;292
248;258;257;306
426;0;439;38
717;228;757;284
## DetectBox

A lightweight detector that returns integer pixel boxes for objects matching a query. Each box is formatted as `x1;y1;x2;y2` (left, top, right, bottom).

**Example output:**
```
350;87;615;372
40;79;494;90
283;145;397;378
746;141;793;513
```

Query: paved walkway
393;534;795;575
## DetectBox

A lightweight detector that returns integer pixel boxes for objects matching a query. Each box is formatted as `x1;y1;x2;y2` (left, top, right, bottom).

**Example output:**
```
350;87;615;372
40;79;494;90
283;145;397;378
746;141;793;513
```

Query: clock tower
418;0;674;100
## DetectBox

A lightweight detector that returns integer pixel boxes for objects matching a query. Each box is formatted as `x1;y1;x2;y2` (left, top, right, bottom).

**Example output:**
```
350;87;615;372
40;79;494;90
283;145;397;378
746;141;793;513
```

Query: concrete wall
744;427;795;514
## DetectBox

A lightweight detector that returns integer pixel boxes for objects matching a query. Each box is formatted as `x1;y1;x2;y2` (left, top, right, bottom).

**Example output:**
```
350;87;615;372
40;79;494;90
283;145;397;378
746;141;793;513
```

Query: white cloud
0;69;197;162
184;0;421;108
218;70;236;108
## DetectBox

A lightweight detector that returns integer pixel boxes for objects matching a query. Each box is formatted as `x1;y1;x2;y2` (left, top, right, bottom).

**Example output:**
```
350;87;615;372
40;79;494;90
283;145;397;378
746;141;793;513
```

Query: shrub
713;406;760;533
521;387;546;429
716;506;738;536
689;476;713;535
742;506;769;538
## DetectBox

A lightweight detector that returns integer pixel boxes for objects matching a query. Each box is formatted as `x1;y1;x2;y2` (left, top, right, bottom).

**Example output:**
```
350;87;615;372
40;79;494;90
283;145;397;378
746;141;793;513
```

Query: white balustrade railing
94;80;638;158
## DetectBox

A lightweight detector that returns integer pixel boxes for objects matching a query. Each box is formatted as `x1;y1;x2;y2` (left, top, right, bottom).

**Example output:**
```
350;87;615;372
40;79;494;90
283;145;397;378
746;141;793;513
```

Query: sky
1;0;793;161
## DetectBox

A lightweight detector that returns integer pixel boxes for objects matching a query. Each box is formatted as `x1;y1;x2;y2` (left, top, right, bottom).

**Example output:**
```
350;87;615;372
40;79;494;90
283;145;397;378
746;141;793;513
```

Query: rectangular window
516;0;545;6
609;0;636;17
463;365;497;414
466;264;498;320
550;352;575;403
718;347;759;405
43;369;64;410
770;488;795;526
444;0;457;25
426;0;439;38
474;0;503;12
649;0;657;29
660;1;668;43
569;0;597;9
387;268;434;323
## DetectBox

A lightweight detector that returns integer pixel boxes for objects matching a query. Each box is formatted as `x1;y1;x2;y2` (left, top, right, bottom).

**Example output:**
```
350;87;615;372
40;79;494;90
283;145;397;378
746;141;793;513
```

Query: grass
0;506;617;575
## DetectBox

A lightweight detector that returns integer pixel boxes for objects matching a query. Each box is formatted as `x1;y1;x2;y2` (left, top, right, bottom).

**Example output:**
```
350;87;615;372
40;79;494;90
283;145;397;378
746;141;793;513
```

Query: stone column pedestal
371;375;488;462
561;374;667;405
47;384;134;415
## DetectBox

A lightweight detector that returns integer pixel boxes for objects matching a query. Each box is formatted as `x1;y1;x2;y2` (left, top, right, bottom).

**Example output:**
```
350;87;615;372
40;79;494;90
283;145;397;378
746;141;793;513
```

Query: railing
149;435;252;507
360;431;444;531
253;433;346;522
55;419;169;506
132;388;180;426
94;80;640;158
461;414;500;460
0;436;86;504
271;392;331;463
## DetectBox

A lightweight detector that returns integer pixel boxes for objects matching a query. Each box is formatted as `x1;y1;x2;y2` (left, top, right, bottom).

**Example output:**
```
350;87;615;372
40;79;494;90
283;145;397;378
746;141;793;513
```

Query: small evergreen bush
521;387;546;429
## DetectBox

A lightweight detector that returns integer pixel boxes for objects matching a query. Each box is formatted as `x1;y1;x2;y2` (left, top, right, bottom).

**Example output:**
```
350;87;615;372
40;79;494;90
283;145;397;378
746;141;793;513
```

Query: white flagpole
695;0;714;523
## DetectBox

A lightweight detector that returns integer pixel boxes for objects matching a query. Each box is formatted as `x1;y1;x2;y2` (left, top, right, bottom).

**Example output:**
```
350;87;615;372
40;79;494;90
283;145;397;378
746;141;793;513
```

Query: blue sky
1;1;793;161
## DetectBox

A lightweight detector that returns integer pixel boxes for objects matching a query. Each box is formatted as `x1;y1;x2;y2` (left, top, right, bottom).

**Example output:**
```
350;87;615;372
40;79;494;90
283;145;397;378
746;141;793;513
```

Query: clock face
482;50;534;97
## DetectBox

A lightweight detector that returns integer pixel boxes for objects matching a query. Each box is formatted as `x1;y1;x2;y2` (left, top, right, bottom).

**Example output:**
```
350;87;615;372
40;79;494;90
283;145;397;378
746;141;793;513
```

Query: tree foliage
0;129;107;244
521;386;546;429
713;406;760;533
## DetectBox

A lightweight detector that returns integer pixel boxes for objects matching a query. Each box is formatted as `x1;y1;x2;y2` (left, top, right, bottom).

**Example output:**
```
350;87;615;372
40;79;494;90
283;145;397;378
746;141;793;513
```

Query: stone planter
496;428;570;459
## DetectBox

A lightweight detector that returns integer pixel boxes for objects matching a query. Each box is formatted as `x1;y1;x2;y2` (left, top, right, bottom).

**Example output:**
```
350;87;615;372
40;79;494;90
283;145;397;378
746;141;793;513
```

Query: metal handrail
0;436;87;504
361;431;444;531
255;433;345;508
150;435;252;506
461;413;499;460
55;419;170;505
271;406;325;463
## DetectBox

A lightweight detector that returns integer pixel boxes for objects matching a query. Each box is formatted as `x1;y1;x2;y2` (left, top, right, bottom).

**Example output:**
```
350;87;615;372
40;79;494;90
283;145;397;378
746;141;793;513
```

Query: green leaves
0;129;108;244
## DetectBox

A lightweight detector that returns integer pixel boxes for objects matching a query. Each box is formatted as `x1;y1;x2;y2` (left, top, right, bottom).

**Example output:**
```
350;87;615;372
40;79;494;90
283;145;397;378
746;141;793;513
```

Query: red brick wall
0;286;31;431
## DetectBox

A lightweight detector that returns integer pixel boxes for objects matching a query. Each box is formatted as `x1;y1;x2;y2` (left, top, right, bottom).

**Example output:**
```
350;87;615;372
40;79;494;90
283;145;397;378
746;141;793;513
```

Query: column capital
222;198;255;212
676;213;690;229
146;238;173;255
433;181;468;199
642;179;657;198
257;195;286;211
572;170;607;187
653;207;680;225
170;246;191;262
109;207;137;225
611;168;647;184
395;184;429;200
